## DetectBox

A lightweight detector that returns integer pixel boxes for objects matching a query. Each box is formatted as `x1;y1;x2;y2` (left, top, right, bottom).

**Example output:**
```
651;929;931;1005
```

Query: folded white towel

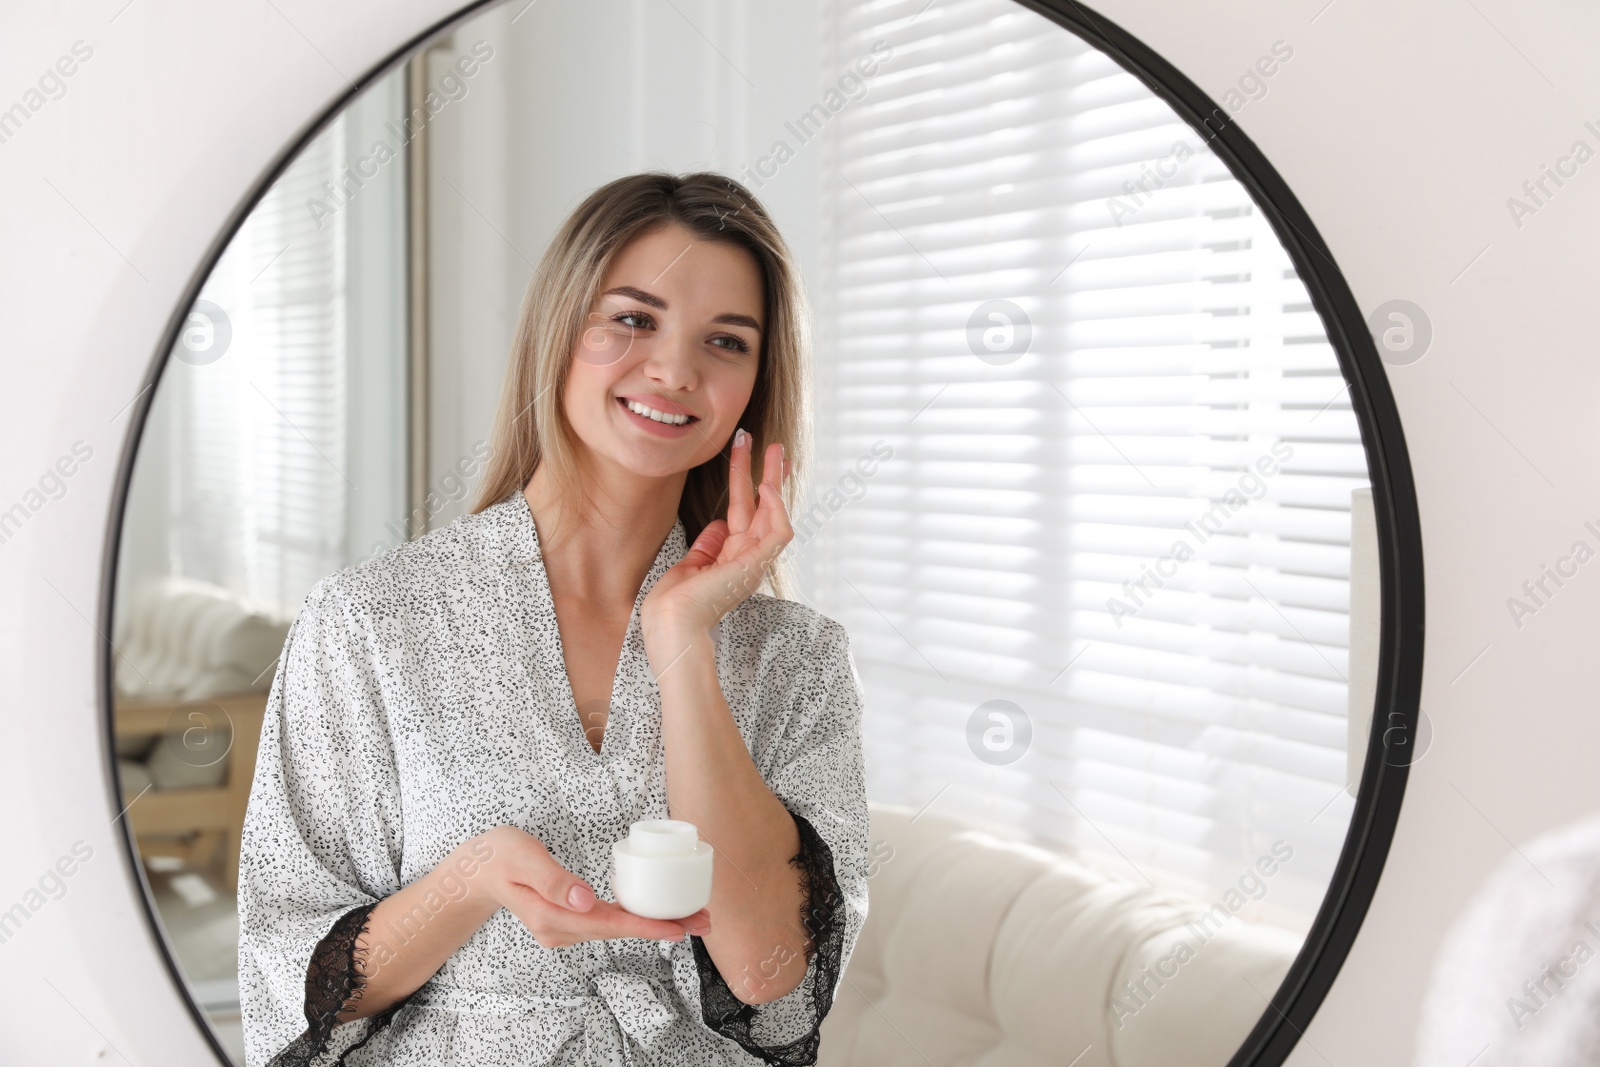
145;714;235;789
117;757;153;799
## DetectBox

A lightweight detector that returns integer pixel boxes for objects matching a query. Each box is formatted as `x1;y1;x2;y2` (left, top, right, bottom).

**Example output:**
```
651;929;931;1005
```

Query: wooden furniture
113;692;267;893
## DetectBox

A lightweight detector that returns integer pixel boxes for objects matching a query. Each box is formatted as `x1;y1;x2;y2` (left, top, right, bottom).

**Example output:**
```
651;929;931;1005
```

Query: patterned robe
237;491;870;1066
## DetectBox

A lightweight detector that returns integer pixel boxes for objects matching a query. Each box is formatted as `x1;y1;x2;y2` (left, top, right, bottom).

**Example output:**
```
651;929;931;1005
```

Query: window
131;72;407;623
811;0;1364;926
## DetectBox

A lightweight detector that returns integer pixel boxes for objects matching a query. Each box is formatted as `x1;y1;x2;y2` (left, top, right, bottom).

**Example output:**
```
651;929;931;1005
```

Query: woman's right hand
472;825;712;948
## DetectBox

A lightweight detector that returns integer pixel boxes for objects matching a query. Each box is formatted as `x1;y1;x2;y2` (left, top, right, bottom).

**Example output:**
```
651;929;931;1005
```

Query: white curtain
150;70;407;622
810;0;1365;927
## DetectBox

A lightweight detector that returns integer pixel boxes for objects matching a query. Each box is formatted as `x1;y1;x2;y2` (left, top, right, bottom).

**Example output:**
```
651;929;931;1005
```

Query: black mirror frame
100;2;1424;1064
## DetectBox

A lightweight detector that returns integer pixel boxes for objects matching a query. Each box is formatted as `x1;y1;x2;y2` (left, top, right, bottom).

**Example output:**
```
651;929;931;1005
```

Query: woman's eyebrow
714;312;762;332
602;285;763;333
603;285;666;309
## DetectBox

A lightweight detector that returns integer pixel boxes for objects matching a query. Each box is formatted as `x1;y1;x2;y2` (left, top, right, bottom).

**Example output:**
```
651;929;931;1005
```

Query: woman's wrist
344;833;506;1019
642;616;718;682
642;603;713;643
451;831;506;917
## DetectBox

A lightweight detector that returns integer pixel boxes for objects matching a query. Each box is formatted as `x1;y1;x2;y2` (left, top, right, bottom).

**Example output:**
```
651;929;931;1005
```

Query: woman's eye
711;335;751;354
614;310;655;329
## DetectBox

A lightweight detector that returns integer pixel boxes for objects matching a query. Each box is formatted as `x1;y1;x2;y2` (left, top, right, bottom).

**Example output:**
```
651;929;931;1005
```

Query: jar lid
627;819;700;856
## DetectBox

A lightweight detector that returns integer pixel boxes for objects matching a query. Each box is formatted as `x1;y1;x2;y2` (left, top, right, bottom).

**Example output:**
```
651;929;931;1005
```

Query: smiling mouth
617;395;700;428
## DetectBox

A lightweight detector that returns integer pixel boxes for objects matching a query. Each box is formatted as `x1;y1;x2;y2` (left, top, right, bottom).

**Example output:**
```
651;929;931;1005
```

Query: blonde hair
471;172;811;600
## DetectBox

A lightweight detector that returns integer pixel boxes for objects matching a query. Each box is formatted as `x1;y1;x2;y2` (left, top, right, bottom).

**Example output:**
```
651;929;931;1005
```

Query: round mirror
109;0;1420;1063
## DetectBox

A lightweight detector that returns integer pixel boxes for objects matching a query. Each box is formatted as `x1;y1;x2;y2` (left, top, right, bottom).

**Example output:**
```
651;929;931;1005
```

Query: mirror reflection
112;1;1374;1064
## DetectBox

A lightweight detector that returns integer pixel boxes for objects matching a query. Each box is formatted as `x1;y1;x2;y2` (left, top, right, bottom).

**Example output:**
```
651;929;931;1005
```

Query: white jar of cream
611;819;714;920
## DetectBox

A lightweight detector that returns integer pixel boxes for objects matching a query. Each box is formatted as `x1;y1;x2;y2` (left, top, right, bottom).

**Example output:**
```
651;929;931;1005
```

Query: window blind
167;121;351;621
812;0;1365;925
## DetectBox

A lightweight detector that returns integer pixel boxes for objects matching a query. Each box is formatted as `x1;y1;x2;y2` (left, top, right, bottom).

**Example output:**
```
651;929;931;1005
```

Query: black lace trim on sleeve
264;901;411;1067
690;807;844;1067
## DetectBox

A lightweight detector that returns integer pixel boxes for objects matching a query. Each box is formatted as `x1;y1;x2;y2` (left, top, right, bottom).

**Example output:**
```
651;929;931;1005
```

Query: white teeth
624;399;691;426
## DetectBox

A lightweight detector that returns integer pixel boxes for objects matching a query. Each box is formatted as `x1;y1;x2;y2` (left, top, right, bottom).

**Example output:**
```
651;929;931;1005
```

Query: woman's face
563;221;764;482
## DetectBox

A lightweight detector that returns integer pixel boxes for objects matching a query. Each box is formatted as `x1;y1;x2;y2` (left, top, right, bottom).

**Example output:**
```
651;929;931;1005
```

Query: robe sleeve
237;573;413;1067
670;615;871;1066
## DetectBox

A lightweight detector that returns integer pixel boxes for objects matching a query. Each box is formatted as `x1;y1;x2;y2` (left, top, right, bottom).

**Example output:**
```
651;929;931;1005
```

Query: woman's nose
642;328;698;390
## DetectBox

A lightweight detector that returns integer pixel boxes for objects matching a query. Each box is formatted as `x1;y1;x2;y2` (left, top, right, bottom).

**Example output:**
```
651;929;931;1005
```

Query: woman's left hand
641;428;792;664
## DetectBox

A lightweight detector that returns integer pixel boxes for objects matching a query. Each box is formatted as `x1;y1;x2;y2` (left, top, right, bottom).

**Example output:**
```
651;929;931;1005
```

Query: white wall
420;0;824;529
2;1;1598;1065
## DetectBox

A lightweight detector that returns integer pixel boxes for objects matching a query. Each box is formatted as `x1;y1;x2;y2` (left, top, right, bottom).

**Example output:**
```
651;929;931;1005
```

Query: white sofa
819;803;1301;1067
114;574;289;706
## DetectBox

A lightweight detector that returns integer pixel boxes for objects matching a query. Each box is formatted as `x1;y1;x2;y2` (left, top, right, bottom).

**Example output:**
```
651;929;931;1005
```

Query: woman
237;172;870;1067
